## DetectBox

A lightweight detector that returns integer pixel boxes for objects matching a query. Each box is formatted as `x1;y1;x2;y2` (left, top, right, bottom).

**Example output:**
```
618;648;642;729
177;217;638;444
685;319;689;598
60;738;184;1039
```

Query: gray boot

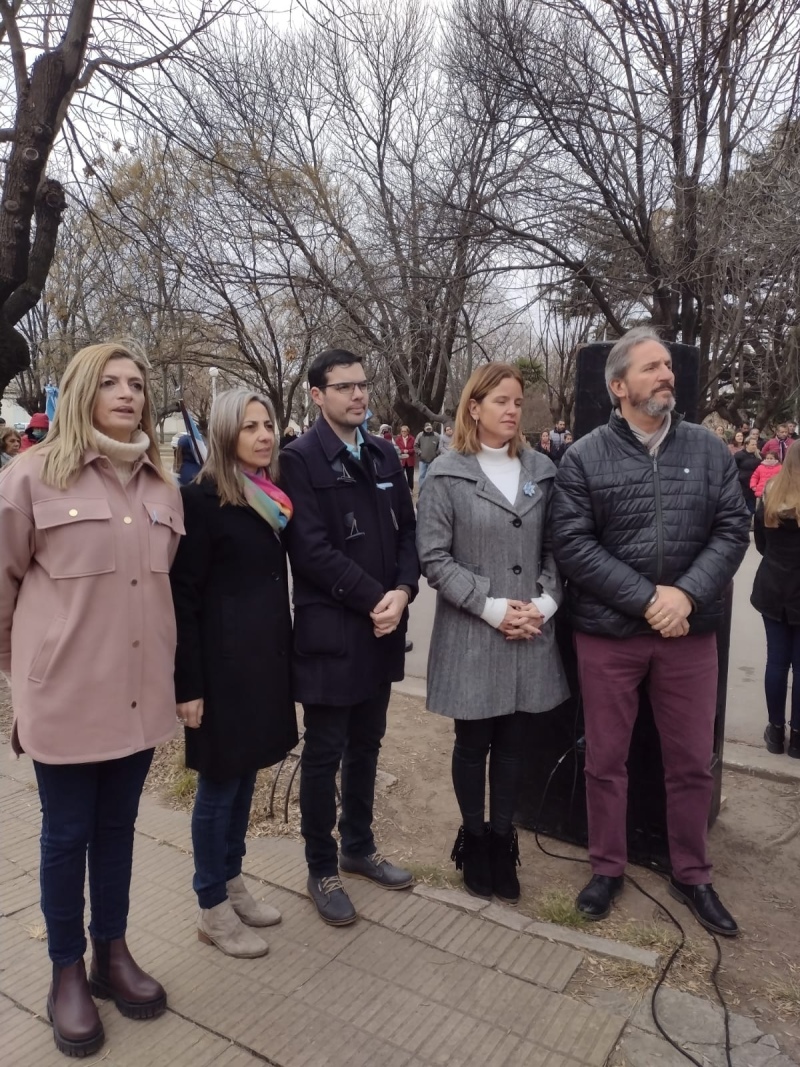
226;875;282;927
197;899;269;958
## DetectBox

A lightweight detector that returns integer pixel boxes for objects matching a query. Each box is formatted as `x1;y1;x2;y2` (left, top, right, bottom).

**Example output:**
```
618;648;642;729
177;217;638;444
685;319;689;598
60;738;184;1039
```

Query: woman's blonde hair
763;442;800;527
198;388;279;506
452;363;527;457
36;341;168;489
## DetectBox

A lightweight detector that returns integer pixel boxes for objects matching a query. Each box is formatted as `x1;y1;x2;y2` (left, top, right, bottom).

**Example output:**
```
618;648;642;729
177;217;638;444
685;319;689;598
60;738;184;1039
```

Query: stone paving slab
0;748;627;1067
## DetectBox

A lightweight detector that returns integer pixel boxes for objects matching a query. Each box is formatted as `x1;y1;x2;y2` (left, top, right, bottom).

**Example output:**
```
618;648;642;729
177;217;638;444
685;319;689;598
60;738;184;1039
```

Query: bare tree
0;0;233;400
148;1;527;428
451;0;800;415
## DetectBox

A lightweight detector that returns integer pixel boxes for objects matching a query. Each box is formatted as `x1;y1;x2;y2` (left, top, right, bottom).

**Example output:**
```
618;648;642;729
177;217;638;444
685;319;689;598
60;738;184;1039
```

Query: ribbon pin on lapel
523;481;536;497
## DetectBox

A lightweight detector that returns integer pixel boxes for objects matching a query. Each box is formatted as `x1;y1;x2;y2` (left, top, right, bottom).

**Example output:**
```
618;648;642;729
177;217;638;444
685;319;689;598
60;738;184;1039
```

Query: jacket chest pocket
33;498;115;578
143;500;185;572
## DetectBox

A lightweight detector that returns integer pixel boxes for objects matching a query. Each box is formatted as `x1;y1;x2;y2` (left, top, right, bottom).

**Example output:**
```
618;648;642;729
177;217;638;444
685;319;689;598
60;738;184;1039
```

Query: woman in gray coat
416;363;569;903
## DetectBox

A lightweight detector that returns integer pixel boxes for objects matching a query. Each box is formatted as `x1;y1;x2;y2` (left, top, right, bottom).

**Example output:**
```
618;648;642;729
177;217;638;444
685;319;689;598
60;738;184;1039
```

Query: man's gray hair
605;326;666;408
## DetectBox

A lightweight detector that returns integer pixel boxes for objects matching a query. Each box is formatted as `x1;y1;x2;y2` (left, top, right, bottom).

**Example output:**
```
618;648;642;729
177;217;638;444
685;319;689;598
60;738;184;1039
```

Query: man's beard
632;389;676;418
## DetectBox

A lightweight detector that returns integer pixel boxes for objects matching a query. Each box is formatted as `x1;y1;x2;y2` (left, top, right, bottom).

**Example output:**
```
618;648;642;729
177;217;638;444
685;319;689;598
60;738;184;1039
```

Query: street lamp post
208;366;219;402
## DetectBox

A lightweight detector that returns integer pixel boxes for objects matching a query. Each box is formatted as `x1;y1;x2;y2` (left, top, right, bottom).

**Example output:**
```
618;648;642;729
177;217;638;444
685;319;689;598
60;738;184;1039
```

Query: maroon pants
575;631;718;884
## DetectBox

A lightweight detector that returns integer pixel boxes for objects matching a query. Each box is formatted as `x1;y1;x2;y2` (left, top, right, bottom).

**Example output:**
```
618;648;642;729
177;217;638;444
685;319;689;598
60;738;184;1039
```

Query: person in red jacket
395;424;416;490
19;412;49;451
761;424;794;463
751;453;782;499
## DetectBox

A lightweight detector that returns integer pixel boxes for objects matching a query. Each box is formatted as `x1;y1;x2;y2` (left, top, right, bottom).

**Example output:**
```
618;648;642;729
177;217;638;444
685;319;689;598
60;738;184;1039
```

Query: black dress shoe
404;638;414;653
307;875;357;926
668;879;739;937
575;874;624;920
788;730;800;759
764;723;785;754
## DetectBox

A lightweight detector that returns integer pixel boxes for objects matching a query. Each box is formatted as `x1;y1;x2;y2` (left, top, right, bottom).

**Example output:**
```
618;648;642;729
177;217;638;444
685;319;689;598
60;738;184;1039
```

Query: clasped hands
371;589;409;637
644;585;692;638
500;600;545;641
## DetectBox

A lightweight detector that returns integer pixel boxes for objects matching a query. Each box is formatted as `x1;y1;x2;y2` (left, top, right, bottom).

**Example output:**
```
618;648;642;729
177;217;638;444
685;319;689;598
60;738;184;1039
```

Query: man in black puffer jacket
552;326;749;937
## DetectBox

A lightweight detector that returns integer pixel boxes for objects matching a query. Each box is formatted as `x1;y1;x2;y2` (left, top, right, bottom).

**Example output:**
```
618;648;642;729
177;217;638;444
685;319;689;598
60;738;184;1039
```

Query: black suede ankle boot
451;824;492;900
788;730;800;759
489;828;521;905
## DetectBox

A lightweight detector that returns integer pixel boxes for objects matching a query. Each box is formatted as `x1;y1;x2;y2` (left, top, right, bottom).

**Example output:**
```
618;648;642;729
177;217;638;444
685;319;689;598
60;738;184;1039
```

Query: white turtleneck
93;429;150;485
475;441;558;630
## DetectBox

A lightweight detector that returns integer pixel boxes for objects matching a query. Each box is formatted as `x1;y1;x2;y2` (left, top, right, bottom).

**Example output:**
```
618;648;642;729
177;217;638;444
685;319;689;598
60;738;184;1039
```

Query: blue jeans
762;616;800;730
33;749;154;966
300;683;390;877
418;460;431;488
191;770;258;909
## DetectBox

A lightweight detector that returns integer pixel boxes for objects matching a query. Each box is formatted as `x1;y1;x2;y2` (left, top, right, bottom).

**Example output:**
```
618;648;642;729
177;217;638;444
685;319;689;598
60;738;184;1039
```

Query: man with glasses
280;348;420;925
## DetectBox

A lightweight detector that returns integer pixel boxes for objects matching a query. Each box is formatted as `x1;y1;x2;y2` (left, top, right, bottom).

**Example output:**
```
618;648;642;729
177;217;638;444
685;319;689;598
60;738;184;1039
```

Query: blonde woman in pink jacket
0;343;184;1058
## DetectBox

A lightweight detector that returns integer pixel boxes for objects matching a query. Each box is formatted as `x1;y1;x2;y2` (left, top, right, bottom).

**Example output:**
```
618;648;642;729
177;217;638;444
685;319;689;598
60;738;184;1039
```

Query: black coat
279;418;420;706
734;449;760;496
170;481;298;780
552;413;750;637
752;505;800;624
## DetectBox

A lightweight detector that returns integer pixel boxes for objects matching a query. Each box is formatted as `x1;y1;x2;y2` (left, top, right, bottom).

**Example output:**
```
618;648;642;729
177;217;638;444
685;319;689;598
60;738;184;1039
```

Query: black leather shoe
788;730;800;759
307;875;357;926
668;879;739;937
339;851;413;889
764;723;785;754
575;874;624;920
404;638;414;653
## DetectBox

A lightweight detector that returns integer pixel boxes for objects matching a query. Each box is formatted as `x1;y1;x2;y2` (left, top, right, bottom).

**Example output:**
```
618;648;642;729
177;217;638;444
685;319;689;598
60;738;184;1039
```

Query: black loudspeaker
573;341;700;439
515;340;730;872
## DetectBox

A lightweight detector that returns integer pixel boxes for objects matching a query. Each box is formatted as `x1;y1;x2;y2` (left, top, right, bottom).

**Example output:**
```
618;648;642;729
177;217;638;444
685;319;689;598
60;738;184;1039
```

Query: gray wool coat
416;447;570;719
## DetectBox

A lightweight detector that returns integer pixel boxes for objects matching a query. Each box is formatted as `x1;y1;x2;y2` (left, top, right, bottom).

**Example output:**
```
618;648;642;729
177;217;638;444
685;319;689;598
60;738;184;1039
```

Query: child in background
751;452;782;499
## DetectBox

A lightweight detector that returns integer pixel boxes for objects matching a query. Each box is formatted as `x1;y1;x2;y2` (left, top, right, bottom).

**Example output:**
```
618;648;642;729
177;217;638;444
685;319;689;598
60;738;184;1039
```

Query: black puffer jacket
552;413;750;637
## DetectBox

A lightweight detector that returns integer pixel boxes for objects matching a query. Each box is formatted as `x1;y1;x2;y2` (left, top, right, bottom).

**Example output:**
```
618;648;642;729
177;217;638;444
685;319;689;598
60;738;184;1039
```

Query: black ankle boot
788;730;800;759
489;828;521;905
764;723;785;754
451;824;492;900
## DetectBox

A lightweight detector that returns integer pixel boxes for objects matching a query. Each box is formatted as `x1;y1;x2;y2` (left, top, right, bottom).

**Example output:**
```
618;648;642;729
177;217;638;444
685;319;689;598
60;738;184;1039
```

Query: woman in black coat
734;438;761;514
751;443;800;759
170;389;298;959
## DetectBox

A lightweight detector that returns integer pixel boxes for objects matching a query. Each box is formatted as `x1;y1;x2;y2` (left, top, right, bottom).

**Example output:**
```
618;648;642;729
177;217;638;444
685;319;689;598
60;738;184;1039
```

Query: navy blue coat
280;419;420;706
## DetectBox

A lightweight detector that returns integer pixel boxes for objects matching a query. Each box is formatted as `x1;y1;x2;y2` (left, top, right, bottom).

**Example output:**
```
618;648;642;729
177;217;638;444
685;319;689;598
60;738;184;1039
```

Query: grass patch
24;921;47;941
169;768;197;801
535;888;589;929
767;967;800;1021
405;861;460;889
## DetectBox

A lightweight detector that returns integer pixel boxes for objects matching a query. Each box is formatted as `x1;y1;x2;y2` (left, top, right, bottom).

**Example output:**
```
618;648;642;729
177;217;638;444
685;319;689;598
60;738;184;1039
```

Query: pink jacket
750;461;781;499
0;449;184;764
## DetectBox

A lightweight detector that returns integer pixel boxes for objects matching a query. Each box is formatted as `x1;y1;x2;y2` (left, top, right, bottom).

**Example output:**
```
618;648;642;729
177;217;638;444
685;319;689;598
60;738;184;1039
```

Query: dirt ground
3;684;799;1058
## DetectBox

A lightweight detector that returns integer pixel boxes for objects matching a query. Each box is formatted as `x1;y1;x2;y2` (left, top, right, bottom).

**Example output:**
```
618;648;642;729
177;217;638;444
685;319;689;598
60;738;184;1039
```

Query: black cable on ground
530;742;733;1067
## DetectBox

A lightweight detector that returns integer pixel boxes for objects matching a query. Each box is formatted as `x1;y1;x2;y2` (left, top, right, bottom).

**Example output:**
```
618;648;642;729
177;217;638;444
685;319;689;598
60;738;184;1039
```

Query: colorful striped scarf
241;470;293;533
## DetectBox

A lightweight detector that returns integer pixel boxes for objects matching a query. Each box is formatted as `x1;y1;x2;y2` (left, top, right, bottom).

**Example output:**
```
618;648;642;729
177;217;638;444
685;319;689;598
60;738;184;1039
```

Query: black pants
404;465;414;491
300;683;390;877
452;713;526;836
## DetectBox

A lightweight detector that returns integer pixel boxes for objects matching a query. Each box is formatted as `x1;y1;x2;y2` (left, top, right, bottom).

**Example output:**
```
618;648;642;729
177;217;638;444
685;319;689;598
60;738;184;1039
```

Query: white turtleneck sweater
93;429;150;484
475;442;558;630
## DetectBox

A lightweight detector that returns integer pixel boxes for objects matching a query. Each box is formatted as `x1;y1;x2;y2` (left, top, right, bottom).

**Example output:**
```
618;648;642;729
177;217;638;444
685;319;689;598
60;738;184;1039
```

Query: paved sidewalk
1;747;626;1067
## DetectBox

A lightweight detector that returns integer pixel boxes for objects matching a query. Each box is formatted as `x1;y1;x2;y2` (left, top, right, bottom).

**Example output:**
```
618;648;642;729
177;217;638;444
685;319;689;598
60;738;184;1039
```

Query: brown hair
0;427;21;453
198;388;279;506
452;363;527;457
763;442;800;527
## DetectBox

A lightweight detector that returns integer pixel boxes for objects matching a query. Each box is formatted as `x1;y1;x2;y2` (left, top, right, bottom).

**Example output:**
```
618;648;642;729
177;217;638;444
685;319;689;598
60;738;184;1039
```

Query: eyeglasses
319;379;373;396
